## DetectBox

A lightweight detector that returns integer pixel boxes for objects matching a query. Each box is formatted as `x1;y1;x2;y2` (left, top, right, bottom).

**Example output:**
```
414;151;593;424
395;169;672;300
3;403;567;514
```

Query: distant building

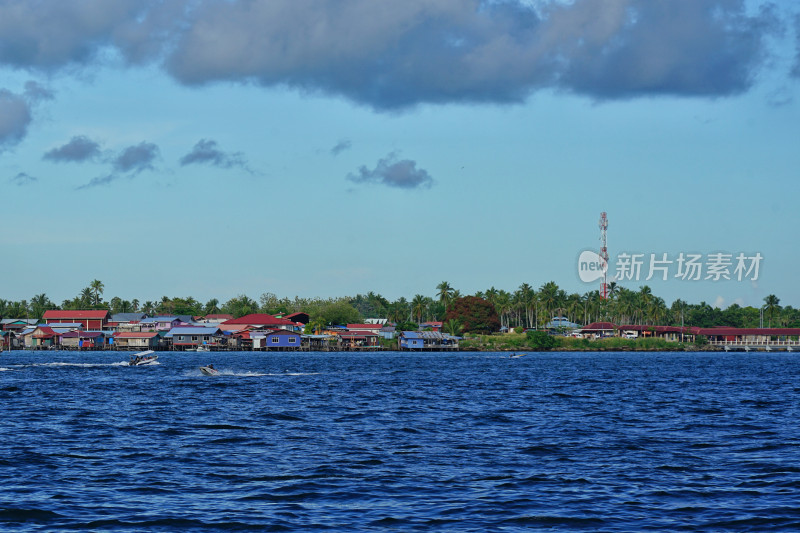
220;313;299;332
43;310;109;330
165;327;224;350
113;331;161;350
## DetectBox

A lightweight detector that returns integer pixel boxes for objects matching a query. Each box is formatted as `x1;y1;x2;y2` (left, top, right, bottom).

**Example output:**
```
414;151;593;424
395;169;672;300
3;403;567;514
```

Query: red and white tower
599;212;609;299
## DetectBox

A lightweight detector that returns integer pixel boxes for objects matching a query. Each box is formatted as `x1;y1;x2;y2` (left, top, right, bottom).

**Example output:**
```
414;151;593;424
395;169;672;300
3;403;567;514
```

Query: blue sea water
1;350;799;532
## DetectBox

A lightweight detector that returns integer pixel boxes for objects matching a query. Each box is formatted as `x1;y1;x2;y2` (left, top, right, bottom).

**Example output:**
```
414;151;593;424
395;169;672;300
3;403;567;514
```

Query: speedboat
129;350;158;366
200;365;219;376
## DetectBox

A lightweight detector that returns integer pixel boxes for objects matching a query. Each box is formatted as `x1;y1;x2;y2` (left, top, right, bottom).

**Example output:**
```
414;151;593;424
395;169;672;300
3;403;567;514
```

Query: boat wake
187;370;320;377
13;361;133;368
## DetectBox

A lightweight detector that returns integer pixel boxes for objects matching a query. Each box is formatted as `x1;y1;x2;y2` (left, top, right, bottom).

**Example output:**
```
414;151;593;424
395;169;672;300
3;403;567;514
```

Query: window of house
271;337;280;343
288;337;297;343
192;336;197;341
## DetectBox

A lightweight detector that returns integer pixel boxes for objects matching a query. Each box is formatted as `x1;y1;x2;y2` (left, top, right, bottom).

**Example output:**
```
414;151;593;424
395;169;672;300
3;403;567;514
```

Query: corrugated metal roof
223;313;296;326
164;327;222;337
44;310;109;319
111;313;147;322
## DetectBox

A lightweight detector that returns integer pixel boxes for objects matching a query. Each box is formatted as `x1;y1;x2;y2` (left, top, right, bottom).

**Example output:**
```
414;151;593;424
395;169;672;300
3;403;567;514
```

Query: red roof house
43;310;109;330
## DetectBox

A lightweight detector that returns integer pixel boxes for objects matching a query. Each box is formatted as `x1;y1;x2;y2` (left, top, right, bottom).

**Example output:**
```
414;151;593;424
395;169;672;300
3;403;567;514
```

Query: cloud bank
0;89;32;152
348;153;434;189
76;141;160;189
331;139;352;156
43;135;103;163
0;0;791;110
9;172;37;186
179;139;252;172
112;142;159;174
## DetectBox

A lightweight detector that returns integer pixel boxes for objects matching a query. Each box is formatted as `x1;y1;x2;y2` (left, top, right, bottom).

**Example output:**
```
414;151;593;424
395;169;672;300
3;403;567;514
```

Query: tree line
0;279;793;333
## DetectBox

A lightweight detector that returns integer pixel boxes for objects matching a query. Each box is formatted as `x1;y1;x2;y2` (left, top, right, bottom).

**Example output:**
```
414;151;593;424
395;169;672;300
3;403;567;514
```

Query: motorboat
200;365;219;376
129;350;158;366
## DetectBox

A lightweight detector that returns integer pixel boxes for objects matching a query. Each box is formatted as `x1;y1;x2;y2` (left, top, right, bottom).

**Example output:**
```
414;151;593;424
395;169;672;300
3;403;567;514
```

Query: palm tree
436;281;455;312
538;281;559;323
764;294;780;328
443;318;462;336
142;301;156;315
638;286;653;324
90;279;104;306
30;293;53;319
411;294;427;324
80;287;93;307
205;298;221;315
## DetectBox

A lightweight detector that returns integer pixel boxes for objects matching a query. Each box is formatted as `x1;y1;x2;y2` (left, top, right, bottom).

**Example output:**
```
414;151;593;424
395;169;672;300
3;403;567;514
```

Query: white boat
510;353;527;358
197;345;210;352
200;365;219;376
129;350;158;366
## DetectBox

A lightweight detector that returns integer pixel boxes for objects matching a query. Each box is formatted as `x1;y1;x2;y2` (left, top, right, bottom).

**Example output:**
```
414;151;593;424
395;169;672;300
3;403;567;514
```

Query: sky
1;0;799;309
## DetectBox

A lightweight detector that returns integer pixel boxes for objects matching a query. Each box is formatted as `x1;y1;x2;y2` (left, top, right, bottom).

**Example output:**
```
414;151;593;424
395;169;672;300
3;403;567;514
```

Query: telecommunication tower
599;212;609;299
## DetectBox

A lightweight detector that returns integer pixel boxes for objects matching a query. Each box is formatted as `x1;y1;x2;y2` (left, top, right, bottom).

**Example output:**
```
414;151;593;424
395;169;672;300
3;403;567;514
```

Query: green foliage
694;335;709;346
316;301;362;326
445;296;501;334
526;330;560;350
443;318;462;336
222;295;259;318
395;321;418;332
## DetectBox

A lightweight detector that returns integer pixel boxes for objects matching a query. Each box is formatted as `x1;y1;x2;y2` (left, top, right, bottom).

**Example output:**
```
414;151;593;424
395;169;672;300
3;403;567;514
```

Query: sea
1;350;799;532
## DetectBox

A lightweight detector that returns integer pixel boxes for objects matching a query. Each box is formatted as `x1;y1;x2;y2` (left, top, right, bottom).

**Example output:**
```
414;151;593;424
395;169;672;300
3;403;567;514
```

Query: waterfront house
43;310;109;330
113;331;161;350
419;321;443;332
198;314;234;325
108;313;147;331
165;327;224;350
220;313;299;332
346;323;384;335
254;329;302;350
399;331;425;350
338;330;380;348
60;331;104;349
399;331;459;350
379;325;397;340
283;312;309;325
48;323;84;335
23;326;59;349
139;316;182;331
1;318;39;334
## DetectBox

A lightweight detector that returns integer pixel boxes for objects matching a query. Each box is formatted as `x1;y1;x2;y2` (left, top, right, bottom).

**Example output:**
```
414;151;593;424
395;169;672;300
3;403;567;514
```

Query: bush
526;330;560;350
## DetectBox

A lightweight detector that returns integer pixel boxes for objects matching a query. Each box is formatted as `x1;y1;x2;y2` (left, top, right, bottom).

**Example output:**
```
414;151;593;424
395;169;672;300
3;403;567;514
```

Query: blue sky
1;0;799;309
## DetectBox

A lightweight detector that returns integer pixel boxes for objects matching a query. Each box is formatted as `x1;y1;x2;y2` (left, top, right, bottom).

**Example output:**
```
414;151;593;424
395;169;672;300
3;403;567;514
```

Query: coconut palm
764;294;780;327
436;281;455;312
411;294;427;324
443;318;462;336
90;279;104;306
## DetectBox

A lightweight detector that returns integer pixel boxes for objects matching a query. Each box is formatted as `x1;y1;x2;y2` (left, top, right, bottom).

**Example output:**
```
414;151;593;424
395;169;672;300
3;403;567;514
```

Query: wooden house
43;310;109;330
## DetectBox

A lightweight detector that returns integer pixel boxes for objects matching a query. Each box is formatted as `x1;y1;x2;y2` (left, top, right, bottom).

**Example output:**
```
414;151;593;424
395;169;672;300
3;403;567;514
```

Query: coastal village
0;310;462;352
3;309;800;352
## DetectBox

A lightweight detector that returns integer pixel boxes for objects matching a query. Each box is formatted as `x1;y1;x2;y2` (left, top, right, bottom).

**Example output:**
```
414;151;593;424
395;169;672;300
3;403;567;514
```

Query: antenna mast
599;212;608;299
